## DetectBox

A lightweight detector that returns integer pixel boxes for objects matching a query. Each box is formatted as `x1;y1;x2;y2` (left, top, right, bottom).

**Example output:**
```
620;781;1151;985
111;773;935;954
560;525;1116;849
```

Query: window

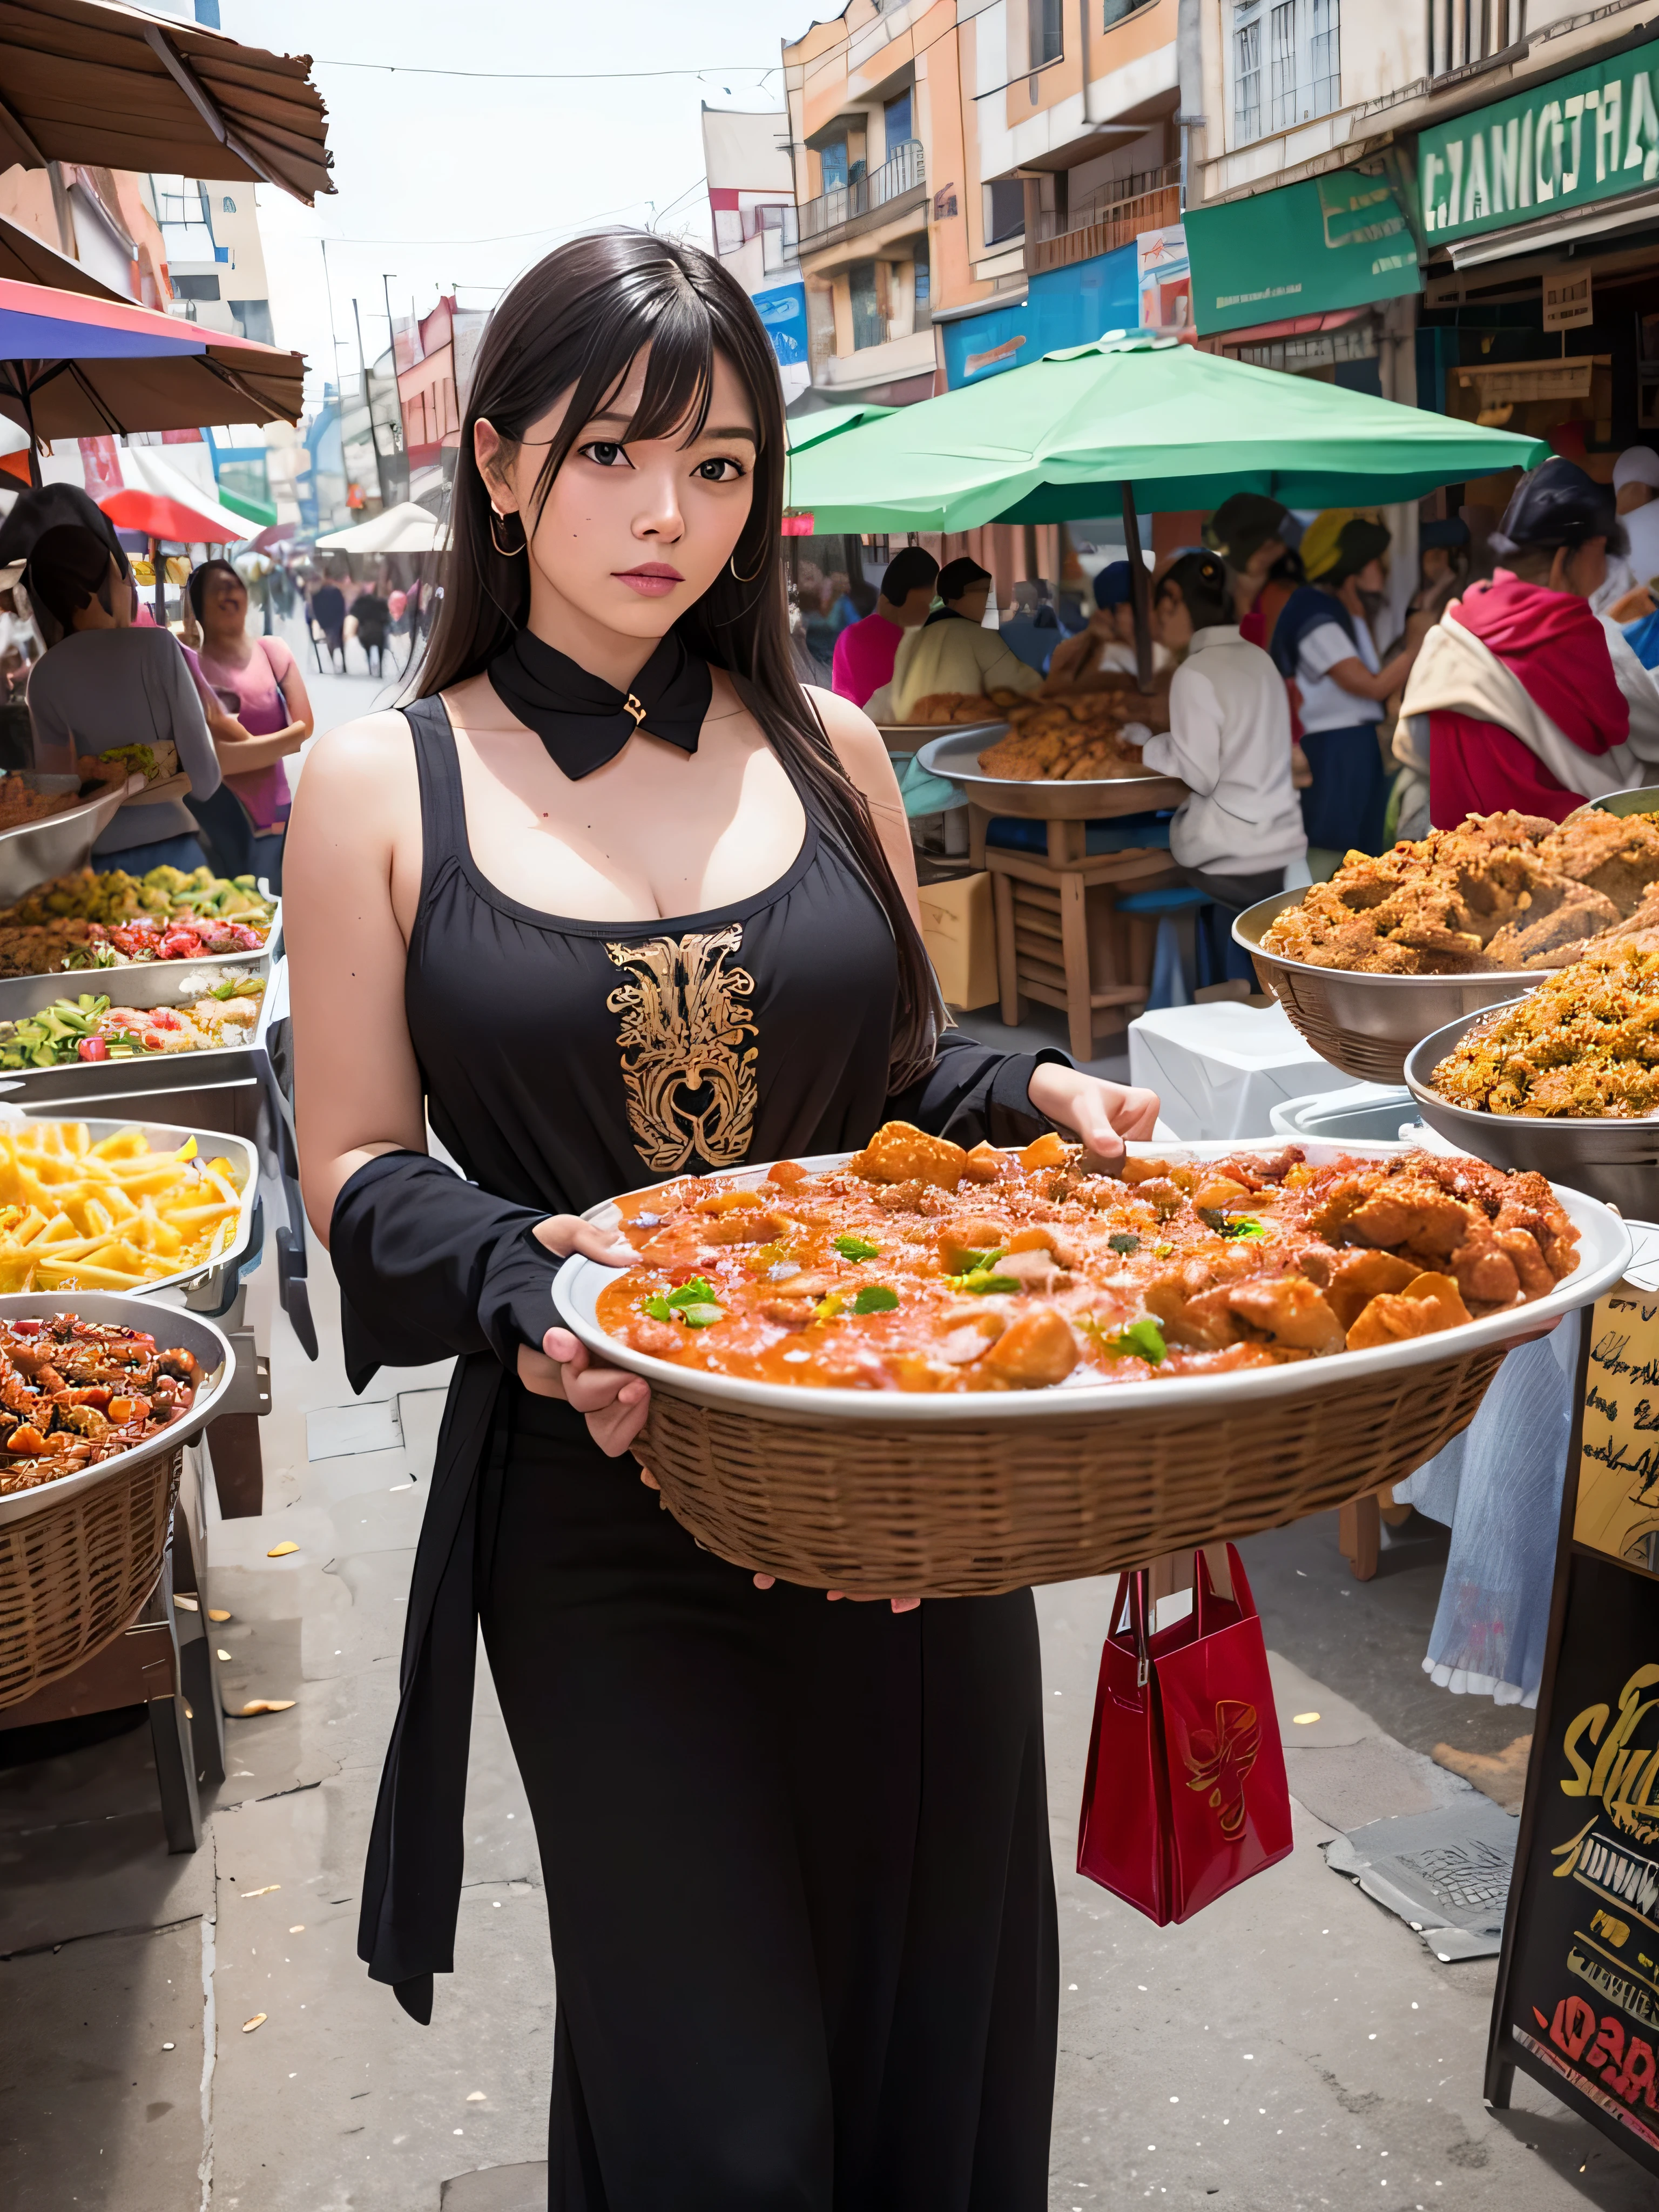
1308;0;1340;119
1102;0;1155;22
913;238;930;308
820;138;849;192
884;90;913;162
1268;2;1296;131
848;260;884;350
1029;0;1063;69
222;195;236;214
984;178;1026;246
1233;6;1262;143
1243;0;1340;143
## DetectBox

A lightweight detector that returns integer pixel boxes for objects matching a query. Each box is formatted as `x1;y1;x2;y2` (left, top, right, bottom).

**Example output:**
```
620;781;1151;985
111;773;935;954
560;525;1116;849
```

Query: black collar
485;626;713;780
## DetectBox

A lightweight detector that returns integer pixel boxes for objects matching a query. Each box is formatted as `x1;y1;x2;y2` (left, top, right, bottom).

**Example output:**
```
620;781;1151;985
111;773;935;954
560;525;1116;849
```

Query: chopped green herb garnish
1108;1233;1141;1256
1218;1216;1266;1240
833;1234;882;1262
961;1271;1021;1295
1093;1316;1166;1365
640;1276;725;1327
950;1247;1002;1276
852;1284;899;1314
1154;1240;1174;1257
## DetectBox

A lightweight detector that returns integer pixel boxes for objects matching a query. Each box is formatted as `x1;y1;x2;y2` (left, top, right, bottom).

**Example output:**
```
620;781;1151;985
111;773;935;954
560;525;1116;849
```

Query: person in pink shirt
186;559;314;888
829;545;939;705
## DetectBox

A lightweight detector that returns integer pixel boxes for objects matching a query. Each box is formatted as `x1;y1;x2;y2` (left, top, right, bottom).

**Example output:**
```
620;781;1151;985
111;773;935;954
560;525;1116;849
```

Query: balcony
1025;166;1181;278
795;139;926;261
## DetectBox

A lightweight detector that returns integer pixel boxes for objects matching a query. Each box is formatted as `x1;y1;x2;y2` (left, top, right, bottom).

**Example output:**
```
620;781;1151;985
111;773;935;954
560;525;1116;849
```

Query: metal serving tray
1235;888;1536;1087
0;894;277;994
875;718;1006;760
1405;997;1659;1216
916;729;1187;821
0;772;141;909
0;1110;259;1296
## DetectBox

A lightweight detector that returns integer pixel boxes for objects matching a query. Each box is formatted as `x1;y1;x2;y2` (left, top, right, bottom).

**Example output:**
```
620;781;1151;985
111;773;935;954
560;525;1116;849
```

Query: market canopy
0;0;331;204
316;501;449;555
783;334;1549;531
0;267;305;449
95;442;260;543
784;402;895;455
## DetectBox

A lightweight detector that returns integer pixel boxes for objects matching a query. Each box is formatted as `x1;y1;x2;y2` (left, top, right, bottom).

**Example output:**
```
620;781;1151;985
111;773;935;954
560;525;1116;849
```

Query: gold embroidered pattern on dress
605;925;760;1171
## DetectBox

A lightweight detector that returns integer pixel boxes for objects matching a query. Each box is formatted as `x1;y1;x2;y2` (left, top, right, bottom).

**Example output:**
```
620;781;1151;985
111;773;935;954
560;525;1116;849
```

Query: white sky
218;0;829;406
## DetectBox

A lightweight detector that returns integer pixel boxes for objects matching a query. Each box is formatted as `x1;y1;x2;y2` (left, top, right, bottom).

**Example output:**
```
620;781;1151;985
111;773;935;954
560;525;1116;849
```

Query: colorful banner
750;281;807;369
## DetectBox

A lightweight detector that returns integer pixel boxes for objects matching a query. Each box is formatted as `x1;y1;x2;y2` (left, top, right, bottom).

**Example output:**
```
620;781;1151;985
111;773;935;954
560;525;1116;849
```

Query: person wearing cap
1413;518;1471;610
877;555;1043;722
1398;458;1635;826
1269;511;1429;857
828;545;940;709
1202;493;1299;650
1595;446;1659;613
1043;559;1173;690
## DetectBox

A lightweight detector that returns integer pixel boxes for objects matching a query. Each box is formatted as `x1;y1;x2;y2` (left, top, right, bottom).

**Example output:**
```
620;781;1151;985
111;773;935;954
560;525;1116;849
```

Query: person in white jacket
1136;551;1307;913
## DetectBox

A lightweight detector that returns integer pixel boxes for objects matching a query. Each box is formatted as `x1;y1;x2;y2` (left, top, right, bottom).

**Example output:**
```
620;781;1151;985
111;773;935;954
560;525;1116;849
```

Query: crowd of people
822;454;1659;963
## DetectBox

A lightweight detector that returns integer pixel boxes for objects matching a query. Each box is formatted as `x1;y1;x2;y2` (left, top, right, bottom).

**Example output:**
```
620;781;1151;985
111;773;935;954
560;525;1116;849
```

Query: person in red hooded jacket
1398;458;1635;826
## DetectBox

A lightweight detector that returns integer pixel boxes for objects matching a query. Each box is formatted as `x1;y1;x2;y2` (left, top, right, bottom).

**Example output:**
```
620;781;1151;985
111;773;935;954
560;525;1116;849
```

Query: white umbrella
97;442;259;543
316;500;448;554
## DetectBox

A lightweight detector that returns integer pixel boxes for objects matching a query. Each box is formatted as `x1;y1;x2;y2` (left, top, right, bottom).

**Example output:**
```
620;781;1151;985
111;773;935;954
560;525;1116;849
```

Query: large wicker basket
637;1346;1505;1595
0;1297;234;1710
554;1141;1630;1597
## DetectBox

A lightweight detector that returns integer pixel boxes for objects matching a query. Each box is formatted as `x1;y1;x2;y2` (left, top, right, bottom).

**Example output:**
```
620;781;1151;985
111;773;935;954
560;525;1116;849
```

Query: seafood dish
1429;939;1659;1117
0;1311;206;1494
1260;809;1659;975
594;1121;1579;1394
0;979;264;1070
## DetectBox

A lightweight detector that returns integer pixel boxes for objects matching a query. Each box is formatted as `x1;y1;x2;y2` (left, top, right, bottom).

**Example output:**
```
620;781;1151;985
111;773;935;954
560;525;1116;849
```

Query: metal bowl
1582;786;1659;819
0;773;138;908
875;719;1005;761
1235;889;1536;1085
916;729;1188;822
1405;995;1659;1214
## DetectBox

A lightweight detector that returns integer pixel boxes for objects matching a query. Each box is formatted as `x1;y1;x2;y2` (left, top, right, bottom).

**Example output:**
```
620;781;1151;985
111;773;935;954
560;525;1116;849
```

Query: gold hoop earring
489;507;524;557
730;544;768;583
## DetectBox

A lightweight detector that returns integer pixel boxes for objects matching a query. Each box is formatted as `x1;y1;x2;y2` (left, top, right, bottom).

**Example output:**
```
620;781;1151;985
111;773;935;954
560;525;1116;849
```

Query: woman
1270;512;1428;859
1398;458;1634;826
187;559;313;891
22;524;222;875
1135;553;1306;974
284;230;1157;2209
1202;493;1294;650
353;584;392;677
309;573;347;671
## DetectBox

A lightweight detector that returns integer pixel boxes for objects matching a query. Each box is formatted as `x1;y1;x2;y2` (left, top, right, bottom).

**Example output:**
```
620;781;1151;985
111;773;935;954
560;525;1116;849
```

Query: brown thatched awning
0;0;332;205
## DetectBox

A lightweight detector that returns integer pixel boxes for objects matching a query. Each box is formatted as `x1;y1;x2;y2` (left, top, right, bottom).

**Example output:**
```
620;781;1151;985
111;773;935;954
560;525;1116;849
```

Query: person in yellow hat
1268;512;1431;858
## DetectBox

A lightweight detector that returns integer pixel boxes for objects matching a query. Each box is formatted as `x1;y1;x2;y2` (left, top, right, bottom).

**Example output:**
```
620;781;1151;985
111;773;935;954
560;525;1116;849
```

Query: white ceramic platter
551;1137;1632;1424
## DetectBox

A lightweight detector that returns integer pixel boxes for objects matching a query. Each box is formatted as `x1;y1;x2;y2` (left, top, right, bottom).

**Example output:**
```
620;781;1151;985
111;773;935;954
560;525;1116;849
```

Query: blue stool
1115;886;1211;1009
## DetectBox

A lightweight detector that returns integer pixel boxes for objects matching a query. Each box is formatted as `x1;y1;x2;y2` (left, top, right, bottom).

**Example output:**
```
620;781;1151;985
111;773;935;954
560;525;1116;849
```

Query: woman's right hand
516;1212;651;1455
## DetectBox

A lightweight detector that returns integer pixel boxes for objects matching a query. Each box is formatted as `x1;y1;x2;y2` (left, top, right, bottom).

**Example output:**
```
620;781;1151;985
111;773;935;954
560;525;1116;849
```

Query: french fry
0;1122;245;1289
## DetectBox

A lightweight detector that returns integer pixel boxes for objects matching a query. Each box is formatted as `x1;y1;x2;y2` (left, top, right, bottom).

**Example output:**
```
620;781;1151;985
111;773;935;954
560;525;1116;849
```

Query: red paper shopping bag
1076;1545;1293;1925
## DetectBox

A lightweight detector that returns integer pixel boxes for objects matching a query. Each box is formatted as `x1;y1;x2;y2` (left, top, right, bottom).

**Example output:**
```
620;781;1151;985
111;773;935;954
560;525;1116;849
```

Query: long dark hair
415;228;940;1085
1156;550;1233;633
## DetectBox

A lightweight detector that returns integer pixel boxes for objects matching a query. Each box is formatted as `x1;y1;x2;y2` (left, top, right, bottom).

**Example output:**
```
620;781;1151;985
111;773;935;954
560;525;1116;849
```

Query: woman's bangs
604;286;716;450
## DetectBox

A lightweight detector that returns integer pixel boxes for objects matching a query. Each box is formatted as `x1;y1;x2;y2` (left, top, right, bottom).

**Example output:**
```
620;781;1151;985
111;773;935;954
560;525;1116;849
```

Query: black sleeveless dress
331;695;1067;2211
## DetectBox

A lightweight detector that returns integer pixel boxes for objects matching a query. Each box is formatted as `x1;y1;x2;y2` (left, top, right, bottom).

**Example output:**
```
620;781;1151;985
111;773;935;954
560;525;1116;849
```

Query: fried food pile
903;689;1029;725
977;684;1170;783
0;780;78;833
1260;810;1659;974
594;1124;1576;1393
1429;939;1659;1116
0;1312;206;1494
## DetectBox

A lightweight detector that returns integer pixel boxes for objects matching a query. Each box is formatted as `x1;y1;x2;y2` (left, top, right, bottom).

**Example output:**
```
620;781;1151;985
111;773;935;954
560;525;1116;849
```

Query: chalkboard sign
1486;1287;1659;2177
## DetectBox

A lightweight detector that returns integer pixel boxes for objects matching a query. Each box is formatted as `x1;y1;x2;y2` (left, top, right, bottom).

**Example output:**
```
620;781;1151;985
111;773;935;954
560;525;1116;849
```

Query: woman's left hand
1027;1062;1160;1162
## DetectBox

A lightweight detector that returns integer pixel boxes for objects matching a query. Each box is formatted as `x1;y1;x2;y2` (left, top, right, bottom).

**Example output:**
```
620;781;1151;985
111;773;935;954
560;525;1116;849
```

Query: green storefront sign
1186;170;1421;337
1419;35;1659;245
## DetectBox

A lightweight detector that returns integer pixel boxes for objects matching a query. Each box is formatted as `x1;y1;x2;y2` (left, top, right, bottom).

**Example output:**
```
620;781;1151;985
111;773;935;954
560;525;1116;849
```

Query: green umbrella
784;401;896;454
784;333;1545;529
785;332;1547;684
